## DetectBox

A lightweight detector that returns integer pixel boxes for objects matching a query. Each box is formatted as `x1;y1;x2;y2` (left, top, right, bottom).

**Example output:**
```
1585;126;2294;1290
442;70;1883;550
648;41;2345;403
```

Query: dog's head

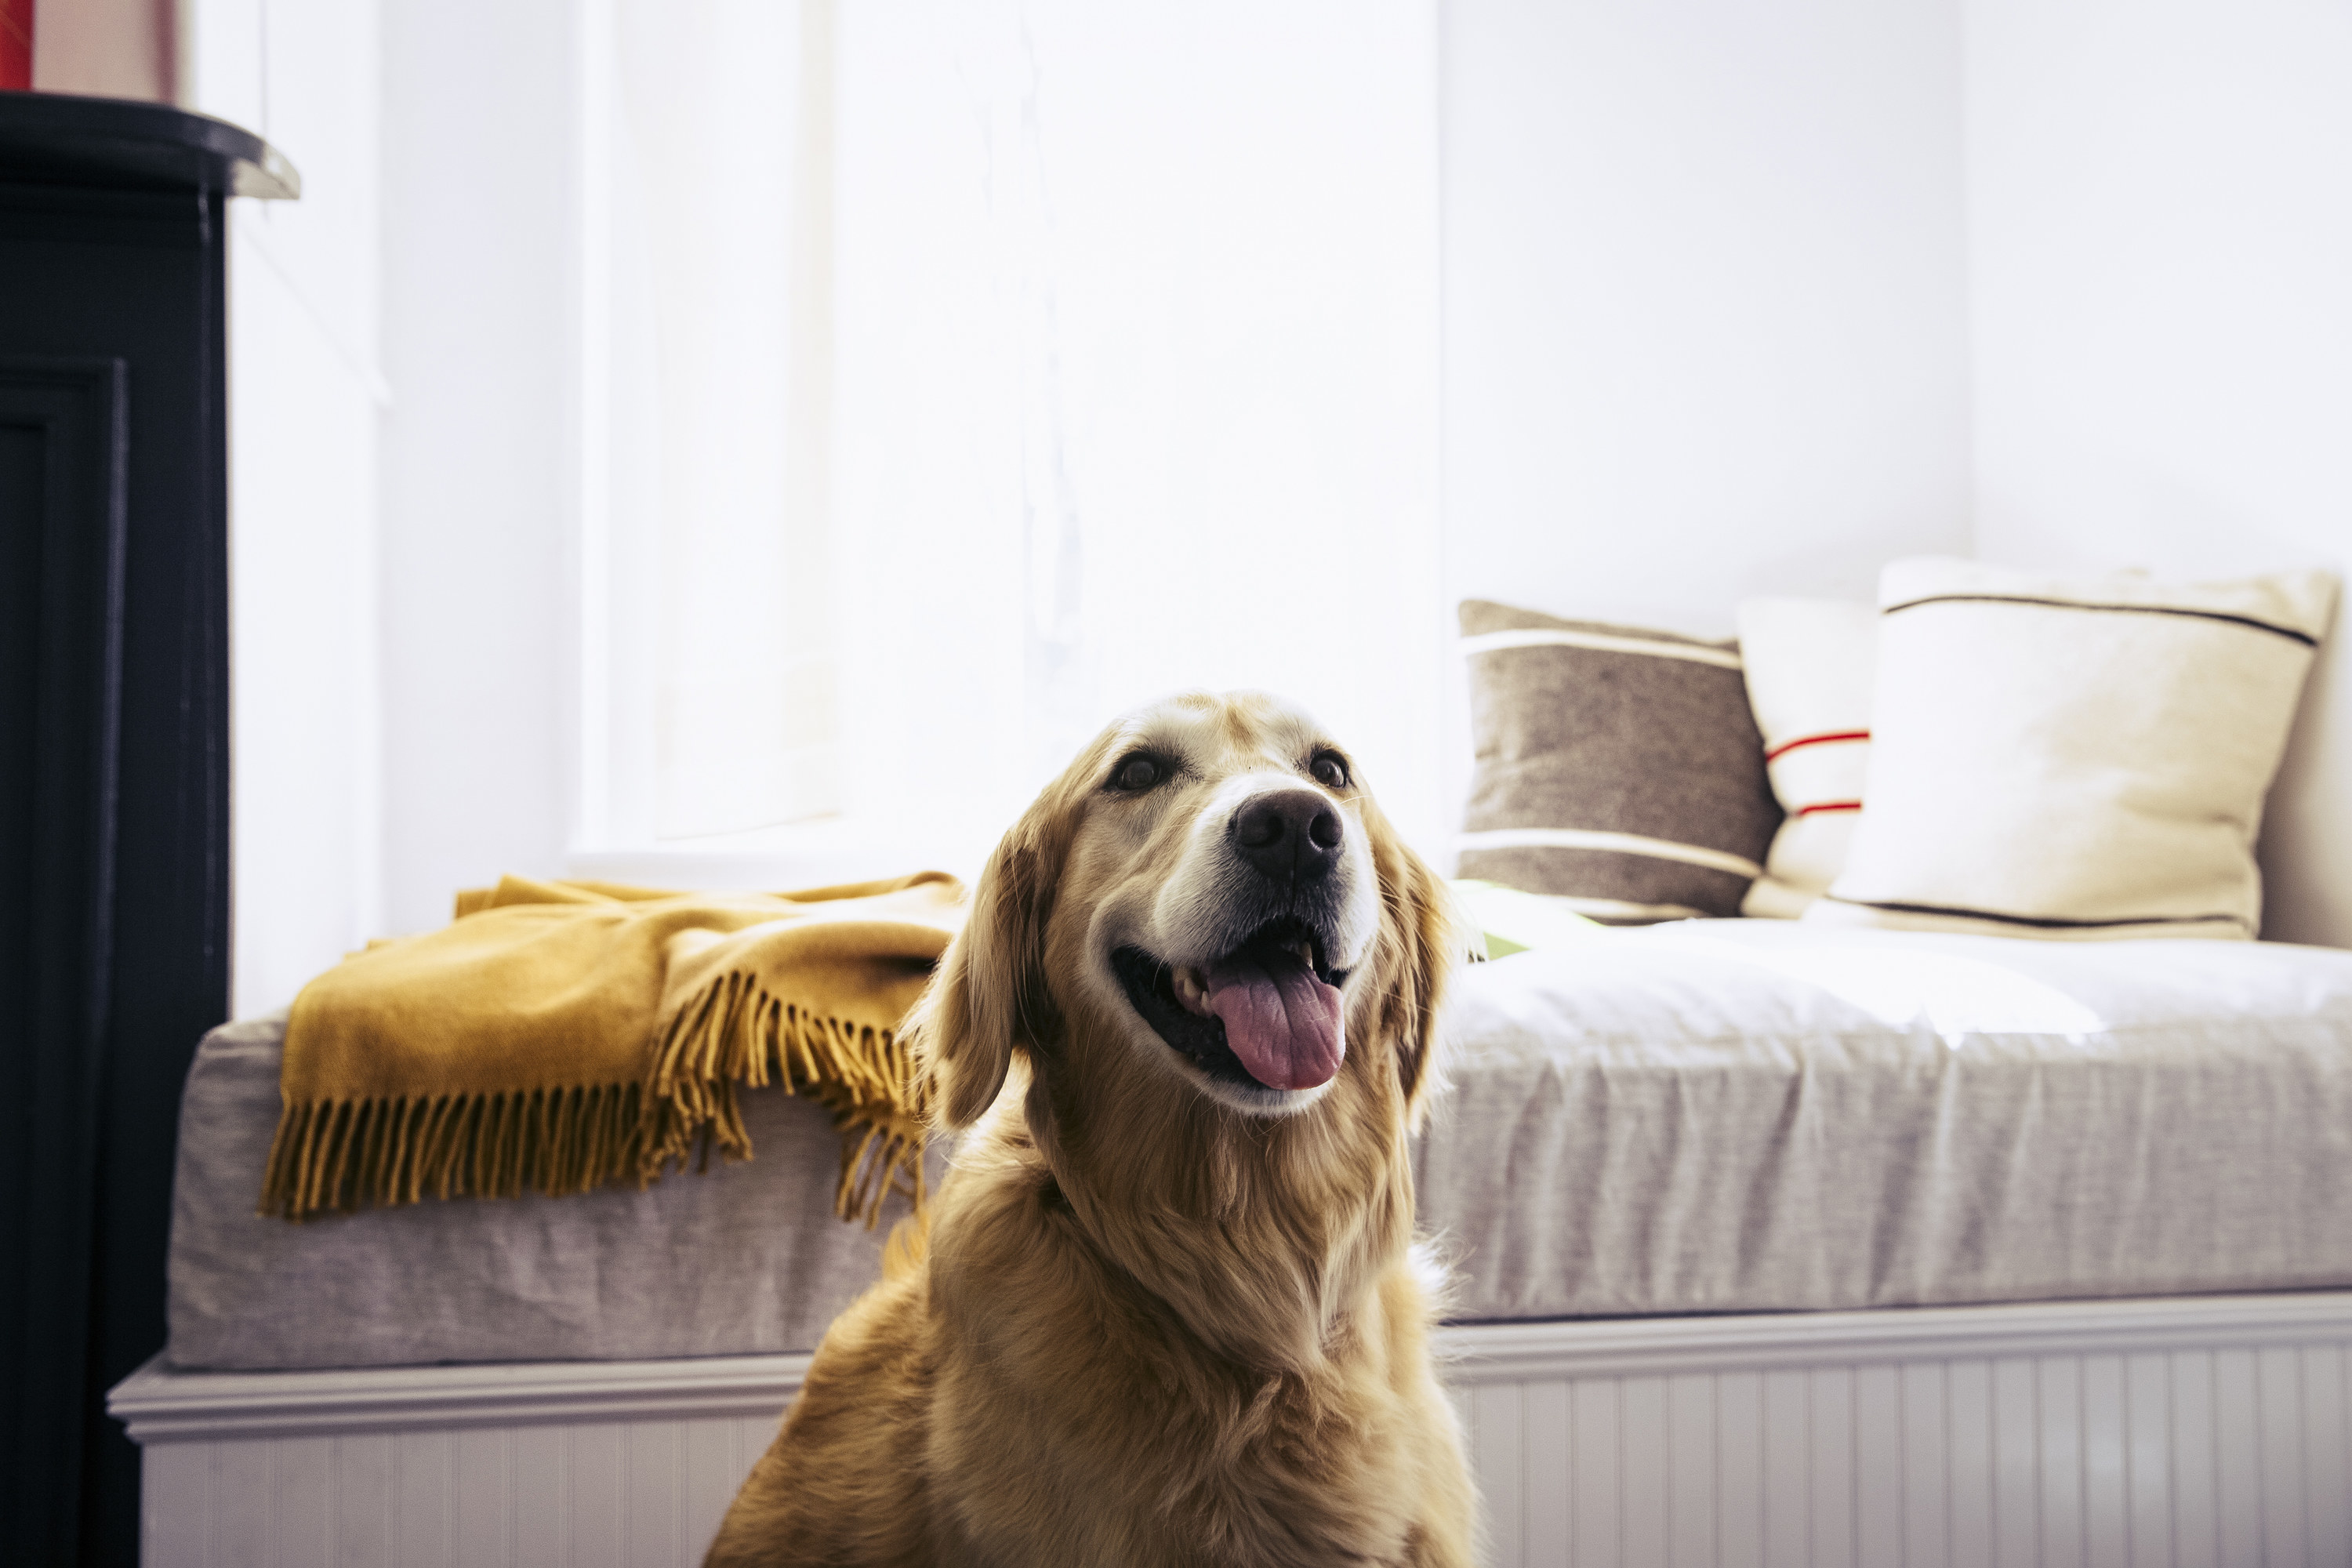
908;691;1461;1136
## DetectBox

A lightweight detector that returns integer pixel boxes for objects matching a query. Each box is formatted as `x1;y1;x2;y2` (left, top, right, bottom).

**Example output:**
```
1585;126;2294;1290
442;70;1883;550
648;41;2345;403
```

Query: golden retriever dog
706;691;1475;1567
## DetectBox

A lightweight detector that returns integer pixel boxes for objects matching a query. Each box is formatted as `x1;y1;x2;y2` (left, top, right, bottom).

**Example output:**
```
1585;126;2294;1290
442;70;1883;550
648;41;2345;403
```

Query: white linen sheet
1420;920;2352;1318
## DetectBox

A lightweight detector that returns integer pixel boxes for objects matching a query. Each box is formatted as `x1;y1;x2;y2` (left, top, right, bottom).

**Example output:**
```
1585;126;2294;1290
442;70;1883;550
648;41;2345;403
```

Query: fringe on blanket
259;970;927;1226
258;1081;650;1220
641;968;928;1228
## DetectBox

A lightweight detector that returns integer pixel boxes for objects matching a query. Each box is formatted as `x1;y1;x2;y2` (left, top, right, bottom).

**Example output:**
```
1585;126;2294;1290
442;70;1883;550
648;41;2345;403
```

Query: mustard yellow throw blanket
262;871;964;1225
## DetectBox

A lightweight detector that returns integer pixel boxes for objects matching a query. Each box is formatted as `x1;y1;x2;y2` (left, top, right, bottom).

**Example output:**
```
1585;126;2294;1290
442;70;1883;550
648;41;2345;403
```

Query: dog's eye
1111;753;1163;792
1310;752;1350;790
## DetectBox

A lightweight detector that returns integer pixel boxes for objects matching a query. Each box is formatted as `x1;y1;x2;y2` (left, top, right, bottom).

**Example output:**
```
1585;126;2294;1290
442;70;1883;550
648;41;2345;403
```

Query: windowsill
566;815;996;895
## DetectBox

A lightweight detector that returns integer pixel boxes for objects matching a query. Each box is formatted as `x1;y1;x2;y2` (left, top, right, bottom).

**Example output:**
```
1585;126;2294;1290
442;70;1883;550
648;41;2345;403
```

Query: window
572;0;1444;882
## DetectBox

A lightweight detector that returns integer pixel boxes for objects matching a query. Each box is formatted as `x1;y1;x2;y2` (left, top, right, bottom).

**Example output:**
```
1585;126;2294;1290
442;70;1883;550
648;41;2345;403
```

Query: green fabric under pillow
1450;880;1608;958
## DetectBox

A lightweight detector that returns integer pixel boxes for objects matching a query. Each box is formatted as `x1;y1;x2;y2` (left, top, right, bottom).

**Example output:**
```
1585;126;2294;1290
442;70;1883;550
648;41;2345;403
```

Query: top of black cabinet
0;91;298;200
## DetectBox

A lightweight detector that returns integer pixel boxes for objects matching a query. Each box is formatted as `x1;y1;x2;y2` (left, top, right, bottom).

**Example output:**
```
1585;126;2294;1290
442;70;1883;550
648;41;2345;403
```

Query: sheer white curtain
584;0;1443;867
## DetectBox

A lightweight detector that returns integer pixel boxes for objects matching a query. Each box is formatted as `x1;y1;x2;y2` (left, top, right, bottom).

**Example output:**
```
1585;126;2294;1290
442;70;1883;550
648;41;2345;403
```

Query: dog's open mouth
1111;918;1350;1093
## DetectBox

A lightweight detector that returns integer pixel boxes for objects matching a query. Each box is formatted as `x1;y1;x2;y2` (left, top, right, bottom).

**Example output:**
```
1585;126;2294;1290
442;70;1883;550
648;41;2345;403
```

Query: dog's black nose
1232;789;1344;886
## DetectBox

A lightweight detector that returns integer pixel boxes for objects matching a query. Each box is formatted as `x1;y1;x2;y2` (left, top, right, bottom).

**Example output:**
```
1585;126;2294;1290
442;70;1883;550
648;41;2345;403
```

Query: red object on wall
0;0;31;92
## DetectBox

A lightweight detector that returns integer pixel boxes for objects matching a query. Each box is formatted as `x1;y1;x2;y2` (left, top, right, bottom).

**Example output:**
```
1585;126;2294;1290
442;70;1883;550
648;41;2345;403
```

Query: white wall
1965;0;2352;946
186;0;387;1015
1442;0;1973;630
200;0;581;1007
1440;0;1975;842
825;0;1445;862
376;0;575;938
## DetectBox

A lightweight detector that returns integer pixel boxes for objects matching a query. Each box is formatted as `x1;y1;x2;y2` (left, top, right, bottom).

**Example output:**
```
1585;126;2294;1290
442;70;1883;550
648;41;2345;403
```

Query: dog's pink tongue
1203;947;1345;1091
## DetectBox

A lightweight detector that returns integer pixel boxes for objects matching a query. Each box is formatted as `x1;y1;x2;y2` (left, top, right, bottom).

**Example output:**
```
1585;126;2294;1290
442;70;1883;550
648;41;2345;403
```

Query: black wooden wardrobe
0;90;294;1566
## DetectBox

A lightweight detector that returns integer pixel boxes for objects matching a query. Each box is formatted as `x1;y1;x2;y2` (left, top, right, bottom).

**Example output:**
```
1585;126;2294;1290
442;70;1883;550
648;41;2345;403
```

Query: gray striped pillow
1458;601;1782;923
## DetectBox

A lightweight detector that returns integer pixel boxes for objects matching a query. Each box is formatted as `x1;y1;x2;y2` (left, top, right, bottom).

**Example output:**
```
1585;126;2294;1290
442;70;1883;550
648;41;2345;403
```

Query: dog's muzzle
1112;786;1359;1094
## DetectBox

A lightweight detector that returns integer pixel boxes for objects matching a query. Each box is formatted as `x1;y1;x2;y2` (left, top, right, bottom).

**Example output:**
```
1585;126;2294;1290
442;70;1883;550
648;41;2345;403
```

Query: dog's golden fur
706;692;1476;1566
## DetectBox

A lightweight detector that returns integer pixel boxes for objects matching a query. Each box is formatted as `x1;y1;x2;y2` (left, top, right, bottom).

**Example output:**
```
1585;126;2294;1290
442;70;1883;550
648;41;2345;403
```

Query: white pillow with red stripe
1733;598;1878;916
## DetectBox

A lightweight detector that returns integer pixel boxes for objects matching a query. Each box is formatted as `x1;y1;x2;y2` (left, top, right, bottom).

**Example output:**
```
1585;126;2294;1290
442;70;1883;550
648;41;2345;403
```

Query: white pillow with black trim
1733;599;1877;917
1457;600;1781;923
1808;557;2336;940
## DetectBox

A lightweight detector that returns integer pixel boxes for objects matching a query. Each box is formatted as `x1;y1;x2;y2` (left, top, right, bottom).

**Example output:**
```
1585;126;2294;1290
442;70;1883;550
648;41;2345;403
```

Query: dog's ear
1364;798;1470;1124
906;786;1076;1130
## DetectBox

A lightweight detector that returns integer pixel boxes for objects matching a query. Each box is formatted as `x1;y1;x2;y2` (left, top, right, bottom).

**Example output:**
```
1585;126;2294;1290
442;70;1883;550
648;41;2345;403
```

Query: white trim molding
1438;1289;2352;1383
111;1350;814;1445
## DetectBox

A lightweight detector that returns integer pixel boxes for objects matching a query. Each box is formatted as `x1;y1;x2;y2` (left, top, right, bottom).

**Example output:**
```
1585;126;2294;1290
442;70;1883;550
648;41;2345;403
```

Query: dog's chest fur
933;1301;1443;1566
921;1151;1454;1568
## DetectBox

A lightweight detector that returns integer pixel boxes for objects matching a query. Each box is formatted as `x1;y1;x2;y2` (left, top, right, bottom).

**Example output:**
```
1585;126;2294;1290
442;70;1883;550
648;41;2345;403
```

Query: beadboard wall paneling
1452;1341;2352;1568
138;1415;784;1568
115;1293;2352;1568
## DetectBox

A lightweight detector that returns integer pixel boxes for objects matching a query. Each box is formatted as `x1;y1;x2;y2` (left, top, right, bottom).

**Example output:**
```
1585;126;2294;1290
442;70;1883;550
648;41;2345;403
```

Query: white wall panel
509;1425;568;1568
2214;1346;2264;1566
1714;1370;1762;1568
118;1296;2352;1567
1855;1363;1904;1567
1452;1346;2352;1568
1522;1377;1572;1568
1475;1381;1525;1566
273;1436;331;1566
2041;1355;2085;1567
454;1426;509;1568
1991;1358;2038;1566
2306;1345;2350;1568
1666;1373;1712;1568
143;1442;207;1564
566;1425;626;1568
184;0;388;1014
2167;1350;2216;1568
1570;1371;1618;1568
1947;1359;1993;1568
131;1421;764;1568
1811;1365;1857;1568
1431;1297;2352;1568
2256;1346;2307;1567
211;1440;270;1563
1760;1370;1808;1568
2085;1354;2129;1568
375;0;576;938
2123;1353;2169;1568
